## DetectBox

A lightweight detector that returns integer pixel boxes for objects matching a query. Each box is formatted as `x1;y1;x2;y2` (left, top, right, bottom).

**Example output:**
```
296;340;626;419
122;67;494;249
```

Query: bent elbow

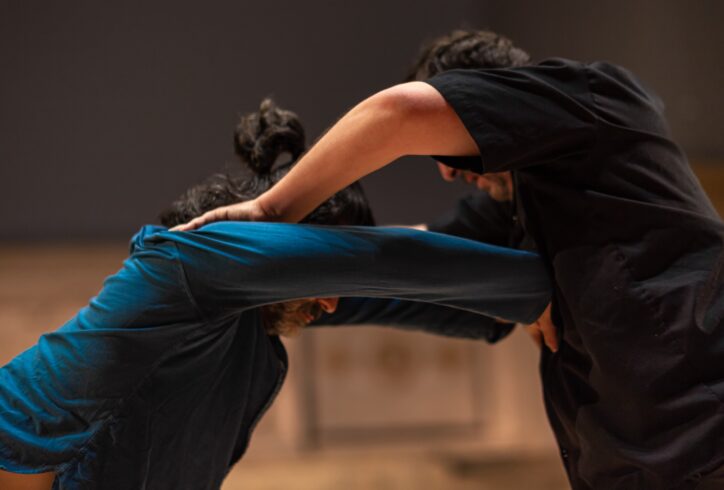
369;82;445;120
363;82;477;157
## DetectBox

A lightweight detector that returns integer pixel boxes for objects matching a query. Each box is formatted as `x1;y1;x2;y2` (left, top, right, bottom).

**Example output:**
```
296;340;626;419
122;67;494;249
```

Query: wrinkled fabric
427;58;724;489
315;296;516;342
0;222;549;489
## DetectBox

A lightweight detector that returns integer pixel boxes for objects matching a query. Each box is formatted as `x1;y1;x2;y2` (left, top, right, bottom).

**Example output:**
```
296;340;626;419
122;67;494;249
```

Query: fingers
525;302;559;352
539;316;559;353
170;207;229;232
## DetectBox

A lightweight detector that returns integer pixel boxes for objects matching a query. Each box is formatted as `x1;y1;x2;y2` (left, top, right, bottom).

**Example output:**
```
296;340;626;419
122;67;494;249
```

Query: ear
316;297;339;313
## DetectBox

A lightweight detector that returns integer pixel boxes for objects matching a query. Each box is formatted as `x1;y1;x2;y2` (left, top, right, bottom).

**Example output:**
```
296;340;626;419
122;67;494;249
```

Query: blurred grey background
1;0;722;240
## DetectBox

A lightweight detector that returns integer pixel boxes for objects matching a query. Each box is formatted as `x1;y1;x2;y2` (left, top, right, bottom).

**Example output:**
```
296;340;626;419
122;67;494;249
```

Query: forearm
259;90;403;222
258;82;478;223
313;297;514;343
162;222;550;324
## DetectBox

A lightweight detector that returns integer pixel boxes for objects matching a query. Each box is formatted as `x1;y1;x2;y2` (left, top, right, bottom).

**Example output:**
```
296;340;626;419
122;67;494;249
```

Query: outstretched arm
312;297;515;343
156;222;550;326
173;82;478;230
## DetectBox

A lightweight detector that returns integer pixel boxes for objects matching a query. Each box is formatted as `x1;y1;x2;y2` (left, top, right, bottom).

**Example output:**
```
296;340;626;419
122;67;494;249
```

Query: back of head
159;99;375;228
406;29;530;81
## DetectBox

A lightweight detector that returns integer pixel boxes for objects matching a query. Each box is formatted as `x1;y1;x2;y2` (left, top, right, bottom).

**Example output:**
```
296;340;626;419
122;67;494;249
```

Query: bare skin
0;469;55;490
524;303;557;352
172;82;479;229
263;297;339;336
435;162;514;202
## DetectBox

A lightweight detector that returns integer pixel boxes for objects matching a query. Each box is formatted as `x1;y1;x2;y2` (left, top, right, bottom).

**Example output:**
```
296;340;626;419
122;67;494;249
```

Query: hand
170;199;270;232
524;303;558;352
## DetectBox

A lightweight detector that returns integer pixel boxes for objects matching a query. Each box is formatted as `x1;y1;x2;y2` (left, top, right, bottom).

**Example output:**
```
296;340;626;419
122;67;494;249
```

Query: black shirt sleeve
425;58;598;173
427;191;514;246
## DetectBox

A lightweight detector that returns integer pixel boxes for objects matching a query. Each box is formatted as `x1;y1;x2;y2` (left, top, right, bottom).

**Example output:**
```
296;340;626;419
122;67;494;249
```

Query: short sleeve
425;58;598;173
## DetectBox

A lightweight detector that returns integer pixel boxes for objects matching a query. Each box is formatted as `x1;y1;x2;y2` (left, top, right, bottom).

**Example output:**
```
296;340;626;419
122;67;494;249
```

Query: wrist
255;194;284;222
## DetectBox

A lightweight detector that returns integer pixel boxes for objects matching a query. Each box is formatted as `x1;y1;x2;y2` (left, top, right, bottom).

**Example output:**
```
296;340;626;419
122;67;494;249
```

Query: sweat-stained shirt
0;222;549;489
426;58;724;489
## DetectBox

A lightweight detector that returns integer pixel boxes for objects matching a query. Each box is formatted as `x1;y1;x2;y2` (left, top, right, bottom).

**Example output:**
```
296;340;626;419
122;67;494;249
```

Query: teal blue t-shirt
0;222;549;488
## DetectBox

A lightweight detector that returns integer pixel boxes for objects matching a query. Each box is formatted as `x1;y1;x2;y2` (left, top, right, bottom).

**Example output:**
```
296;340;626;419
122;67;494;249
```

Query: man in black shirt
415;30;724;490
176;30;724;489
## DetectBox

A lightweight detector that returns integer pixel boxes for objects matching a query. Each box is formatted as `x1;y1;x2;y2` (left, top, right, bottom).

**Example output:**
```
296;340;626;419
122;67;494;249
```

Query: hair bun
234;98;306;174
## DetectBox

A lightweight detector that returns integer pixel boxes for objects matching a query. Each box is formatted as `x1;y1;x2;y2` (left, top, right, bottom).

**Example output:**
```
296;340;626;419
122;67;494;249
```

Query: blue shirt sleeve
150;222;551;324
313;297;514;343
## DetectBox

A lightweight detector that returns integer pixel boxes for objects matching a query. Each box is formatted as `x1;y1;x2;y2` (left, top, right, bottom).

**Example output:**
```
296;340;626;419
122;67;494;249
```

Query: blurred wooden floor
224;452;568;490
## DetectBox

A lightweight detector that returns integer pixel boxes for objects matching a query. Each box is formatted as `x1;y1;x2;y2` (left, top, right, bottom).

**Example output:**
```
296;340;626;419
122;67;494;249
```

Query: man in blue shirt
0;100;550;489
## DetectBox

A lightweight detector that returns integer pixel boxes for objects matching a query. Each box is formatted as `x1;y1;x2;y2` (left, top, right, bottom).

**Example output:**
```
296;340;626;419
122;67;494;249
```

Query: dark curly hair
406;29;530;81
159;98;375;228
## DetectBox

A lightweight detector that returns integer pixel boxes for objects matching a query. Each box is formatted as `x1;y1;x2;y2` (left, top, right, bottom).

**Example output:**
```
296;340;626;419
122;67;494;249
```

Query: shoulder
427;57;587;84
127;225;182;275
587;60;664;105
425;57;656;100
425;57;593;109
581;60;667;132
129;225;170;253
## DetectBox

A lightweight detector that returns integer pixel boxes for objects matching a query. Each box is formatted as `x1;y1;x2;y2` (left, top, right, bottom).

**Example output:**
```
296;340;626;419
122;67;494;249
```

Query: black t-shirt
425;59;724;487
427;190;537;252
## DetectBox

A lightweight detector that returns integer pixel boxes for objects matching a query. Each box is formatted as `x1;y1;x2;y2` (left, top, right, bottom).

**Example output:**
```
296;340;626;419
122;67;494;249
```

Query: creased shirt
0;222;549;489
426;58;724;489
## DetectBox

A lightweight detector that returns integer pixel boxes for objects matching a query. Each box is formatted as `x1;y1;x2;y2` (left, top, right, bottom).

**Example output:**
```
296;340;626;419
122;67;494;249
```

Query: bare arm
173;82;477;230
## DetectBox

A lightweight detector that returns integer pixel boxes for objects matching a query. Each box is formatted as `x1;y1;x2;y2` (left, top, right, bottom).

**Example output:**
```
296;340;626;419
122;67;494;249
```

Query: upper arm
374;81;480;158
313;297;514;343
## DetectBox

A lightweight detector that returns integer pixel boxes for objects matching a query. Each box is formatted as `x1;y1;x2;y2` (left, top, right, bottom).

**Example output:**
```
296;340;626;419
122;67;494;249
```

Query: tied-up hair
159;98;375;228
405;29;531;81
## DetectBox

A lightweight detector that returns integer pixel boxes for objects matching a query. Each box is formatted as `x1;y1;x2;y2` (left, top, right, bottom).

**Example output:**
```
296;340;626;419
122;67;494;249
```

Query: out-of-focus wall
482;0;724;160
0;1;478;241
2;2;722;240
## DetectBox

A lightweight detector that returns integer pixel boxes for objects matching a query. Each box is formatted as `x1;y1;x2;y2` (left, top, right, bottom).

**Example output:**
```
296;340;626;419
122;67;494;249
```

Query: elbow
340;83;431;161
360;82;471;157
368;81;443;120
